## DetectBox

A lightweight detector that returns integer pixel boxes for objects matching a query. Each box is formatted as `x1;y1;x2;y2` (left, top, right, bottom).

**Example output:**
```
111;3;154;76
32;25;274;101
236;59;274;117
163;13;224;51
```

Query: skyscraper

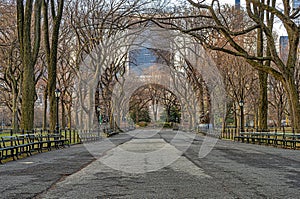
129;48;158;75
129;48;170;76
235;0;240;10
279;36;289;63
292;0;300;9
292;0;300;24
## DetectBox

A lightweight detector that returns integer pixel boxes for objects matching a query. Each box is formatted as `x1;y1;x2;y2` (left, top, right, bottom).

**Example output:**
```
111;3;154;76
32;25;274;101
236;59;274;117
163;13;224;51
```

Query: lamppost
114;113;117;131
97;106;101;125
97;106;101;137
124;117;127;130
174;117;179;130
55;89;61;134
239;100;244;132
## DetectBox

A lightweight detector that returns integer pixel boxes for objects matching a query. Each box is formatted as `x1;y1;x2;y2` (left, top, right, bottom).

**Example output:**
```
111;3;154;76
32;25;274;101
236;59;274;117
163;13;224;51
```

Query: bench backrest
27;134;39;142
16;134;29;145
1;136;17;147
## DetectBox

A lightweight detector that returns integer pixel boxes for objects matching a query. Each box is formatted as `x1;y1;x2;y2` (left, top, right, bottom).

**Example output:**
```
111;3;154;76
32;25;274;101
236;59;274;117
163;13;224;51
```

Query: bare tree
66;0;153;130
0;1;22;131
16;0;43;130
268;76;288;128
218;53;259;129
42;0;65;131
153;0;300;130
56;27;77;130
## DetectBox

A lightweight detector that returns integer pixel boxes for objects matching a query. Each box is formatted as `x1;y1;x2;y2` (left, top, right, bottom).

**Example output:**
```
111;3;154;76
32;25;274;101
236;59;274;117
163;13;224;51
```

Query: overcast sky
221;0;241;5
214;0;287;36
169;0;287;35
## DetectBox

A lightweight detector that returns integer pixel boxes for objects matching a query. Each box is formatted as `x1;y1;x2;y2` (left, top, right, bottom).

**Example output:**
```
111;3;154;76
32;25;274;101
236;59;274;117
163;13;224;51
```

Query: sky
169;0;287;36
220;0;287;36
222;0;243;5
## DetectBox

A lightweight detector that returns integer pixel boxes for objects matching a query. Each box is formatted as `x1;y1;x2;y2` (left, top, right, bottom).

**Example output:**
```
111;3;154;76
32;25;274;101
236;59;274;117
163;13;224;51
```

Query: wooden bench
234;132;250;143
104;128;118;137
48;134;70;149
79;131;101;142
0;133;70;164
234;132;276;145
27;133;66;153
284;134;300;149
256;133;276;145
0;136;18;163
35;134;52;151
233;131;300;149
27;134;43;153
0;135;32;163
15;134;33;156
272;133;285;147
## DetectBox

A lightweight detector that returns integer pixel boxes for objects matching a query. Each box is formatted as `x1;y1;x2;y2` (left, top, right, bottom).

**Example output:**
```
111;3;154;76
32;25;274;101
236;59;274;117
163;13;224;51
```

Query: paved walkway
1;129;300;198
0;145;95;198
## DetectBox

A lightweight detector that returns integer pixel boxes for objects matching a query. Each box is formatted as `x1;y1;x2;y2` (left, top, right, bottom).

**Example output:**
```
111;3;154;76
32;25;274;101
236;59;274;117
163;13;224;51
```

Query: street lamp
124;117;127;130
239;100;244;132
55;89;61;134
97;106;101;137
97;106;101;124
114;113;117;131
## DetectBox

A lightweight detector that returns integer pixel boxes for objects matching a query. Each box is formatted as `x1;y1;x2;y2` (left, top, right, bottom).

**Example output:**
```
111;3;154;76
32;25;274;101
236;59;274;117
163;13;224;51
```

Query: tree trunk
67;103;72;129
21;60;35;130
257;19;268;131
48;85;57;131
198;79;204;115
258;71;268;131
285;75;300;132
234;108;237;128
17;0;42;130
8;44;20;132
12;84;19;132
43;0;65;131
87;86;94;130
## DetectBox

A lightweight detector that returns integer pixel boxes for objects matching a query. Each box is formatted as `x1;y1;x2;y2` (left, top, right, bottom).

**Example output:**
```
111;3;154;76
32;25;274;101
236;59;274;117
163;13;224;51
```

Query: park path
1;129;300;198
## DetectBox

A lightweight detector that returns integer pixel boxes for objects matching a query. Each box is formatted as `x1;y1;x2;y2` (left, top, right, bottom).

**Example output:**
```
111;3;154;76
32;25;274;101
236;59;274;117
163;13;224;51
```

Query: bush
163;122;172;128
137;121;148;127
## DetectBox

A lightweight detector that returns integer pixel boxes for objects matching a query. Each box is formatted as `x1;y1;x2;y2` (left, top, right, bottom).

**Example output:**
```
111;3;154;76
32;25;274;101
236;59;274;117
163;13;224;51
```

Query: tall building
235;0;240;10
279;36;289;63
292;0;300;9
292;0;300;24
129;48;170;75
129;48;157;75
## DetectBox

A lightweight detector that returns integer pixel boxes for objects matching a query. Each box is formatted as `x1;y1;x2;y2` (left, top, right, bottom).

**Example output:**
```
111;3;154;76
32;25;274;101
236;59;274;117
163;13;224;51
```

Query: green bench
0;133;70;164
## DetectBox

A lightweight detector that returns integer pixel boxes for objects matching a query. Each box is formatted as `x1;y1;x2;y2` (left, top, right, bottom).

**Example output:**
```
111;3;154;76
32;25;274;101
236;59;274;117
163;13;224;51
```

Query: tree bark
258;71;268;131
285;74;300;131
12;84;19;132
67;103;72;129
257;3;268;131
17;0;42;130
42;0;64;131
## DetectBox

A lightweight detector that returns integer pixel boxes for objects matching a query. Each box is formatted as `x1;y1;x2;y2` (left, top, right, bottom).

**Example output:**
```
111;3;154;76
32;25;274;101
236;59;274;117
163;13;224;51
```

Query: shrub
137;121;148;127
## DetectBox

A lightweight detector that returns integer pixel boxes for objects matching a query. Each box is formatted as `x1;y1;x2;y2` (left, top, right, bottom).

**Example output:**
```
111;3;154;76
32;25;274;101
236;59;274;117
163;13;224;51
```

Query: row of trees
152;0;300;130
0;0;299;131
0;0;64;131
129;83;180;124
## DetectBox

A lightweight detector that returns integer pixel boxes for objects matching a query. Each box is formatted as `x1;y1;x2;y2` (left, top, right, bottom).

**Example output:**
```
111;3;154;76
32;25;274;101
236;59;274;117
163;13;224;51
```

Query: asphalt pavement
1;129;300;199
